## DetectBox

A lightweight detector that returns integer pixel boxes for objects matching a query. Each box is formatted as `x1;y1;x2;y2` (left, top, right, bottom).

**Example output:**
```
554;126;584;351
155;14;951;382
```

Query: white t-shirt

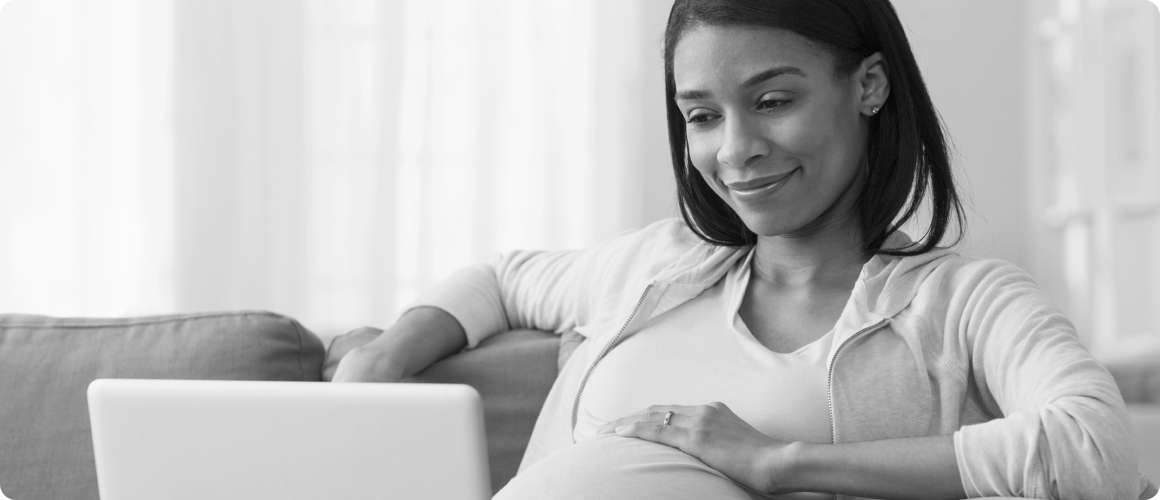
497;249;837;499
574;248;834;445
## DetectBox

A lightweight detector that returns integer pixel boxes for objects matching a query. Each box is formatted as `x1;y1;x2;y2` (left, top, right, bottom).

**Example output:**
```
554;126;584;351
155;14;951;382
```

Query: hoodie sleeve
406;218;701;348
951;261;1140;500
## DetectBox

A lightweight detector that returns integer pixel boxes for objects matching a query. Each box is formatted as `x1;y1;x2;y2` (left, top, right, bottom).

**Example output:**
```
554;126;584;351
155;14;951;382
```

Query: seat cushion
0;311;324;500
325;328;559;493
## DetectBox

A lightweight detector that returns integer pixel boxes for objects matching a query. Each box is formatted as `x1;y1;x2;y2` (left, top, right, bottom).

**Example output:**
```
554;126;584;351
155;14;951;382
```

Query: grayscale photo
0;0;1158;499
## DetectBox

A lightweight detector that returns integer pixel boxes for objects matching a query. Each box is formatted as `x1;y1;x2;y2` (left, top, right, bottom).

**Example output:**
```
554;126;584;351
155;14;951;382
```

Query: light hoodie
413;219;1151;500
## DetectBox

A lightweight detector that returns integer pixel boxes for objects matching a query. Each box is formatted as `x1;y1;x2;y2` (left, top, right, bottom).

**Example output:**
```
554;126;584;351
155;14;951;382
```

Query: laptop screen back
88;379;491;500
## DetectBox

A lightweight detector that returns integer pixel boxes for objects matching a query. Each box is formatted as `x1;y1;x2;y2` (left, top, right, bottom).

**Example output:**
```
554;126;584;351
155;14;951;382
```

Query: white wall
891;0;1031;271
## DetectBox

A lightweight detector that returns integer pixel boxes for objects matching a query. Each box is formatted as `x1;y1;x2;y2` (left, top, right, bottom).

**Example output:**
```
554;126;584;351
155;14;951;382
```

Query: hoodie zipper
826;317;889;445
824;317;887;500
570;283;655;435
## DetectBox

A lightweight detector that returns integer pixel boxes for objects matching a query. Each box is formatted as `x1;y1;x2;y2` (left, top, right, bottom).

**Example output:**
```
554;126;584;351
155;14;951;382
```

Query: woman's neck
750;215;871;290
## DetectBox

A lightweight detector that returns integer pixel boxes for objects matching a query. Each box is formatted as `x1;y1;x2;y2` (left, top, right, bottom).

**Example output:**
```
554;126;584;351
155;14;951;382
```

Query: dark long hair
663;0;965;255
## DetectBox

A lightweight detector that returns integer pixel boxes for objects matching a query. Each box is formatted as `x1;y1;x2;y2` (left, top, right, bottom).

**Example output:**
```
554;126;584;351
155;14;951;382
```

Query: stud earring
870;106;880;115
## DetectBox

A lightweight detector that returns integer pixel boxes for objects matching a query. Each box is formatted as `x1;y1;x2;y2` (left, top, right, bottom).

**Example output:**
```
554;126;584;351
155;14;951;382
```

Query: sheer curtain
0;0;675;339
300;0;672;334
0;0;175;317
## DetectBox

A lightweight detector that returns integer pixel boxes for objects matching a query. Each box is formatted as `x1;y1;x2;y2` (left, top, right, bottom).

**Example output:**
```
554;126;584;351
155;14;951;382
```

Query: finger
640;404;699;417
596;405;690;434
596;414;643;434
596;410;672;434
614;420;689;450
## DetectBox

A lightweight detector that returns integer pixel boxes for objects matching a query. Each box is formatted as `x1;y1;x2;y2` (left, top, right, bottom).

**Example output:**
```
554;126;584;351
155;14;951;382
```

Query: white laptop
87;379;491;500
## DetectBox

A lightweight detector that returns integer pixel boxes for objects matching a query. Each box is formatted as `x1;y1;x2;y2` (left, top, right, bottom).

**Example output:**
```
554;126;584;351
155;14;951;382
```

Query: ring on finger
662;410;674;427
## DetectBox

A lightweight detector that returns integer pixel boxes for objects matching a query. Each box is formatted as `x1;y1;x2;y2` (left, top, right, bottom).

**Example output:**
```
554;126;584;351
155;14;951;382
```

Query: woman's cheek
687;140;722;184
764;114;820;158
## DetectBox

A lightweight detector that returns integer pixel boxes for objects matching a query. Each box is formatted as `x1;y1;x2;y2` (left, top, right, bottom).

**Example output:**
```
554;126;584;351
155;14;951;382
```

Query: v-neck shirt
574;248;835;445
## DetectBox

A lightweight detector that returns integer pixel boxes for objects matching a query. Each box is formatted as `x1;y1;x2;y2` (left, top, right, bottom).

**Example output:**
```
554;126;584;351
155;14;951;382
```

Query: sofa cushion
324;328;559;493
1105;357;1160;405
0;311;324;500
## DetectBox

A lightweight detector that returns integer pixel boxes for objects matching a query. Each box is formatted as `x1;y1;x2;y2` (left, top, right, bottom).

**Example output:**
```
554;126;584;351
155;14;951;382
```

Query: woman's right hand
329;306;469;384
331;344;408;383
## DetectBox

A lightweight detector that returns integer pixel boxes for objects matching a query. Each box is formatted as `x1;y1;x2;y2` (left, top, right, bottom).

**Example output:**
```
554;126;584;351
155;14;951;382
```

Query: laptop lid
87;379;491;500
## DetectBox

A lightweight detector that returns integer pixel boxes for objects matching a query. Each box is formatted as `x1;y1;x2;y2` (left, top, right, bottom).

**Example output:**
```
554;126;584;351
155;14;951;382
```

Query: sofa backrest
0;311;324;500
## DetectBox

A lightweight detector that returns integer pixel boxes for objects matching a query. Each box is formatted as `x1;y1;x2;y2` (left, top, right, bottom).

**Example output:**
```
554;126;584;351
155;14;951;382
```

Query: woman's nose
716;115;769;168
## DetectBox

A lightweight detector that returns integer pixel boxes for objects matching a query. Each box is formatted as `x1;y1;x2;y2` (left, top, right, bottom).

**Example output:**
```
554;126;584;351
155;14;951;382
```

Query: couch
0;310;1157;499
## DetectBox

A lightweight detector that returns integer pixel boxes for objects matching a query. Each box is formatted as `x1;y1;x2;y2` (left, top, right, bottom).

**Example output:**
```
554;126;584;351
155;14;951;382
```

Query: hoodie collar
653;231;957;323
858;231;958;318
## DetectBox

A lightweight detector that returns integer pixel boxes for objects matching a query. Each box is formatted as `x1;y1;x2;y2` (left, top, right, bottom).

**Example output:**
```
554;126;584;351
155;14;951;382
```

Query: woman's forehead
673;25;832;89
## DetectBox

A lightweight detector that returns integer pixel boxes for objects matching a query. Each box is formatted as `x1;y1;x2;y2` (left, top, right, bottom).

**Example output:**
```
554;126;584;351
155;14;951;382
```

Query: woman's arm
950;261;1138;499
331;306;467;382
335;219;703;382
782;435;963;499
399;218;701;348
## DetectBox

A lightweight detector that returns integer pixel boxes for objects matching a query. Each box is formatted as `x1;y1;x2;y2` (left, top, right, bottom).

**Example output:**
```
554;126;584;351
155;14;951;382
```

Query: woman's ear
857;52;890;116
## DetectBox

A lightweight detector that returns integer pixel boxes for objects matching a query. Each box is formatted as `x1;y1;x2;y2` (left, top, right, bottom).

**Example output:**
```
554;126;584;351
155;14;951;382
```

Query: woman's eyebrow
742;66;807;88
676;66;807;101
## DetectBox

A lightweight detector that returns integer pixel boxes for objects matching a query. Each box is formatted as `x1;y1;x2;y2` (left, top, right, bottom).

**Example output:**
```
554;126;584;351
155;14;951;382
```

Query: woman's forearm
359;306;468;378
780;434;966;500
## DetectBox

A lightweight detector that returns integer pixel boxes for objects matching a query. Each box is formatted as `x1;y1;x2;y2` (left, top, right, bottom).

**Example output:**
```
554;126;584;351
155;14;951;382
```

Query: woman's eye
757;98;790;110
686;113;717;125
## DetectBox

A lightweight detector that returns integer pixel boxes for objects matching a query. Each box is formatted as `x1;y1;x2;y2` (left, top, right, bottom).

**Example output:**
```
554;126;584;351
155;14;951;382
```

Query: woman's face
673;25;883;239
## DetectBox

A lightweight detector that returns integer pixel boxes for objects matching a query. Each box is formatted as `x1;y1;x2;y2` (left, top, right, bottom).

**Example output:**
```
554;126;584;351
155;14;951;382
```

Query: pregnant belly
495;435;831;500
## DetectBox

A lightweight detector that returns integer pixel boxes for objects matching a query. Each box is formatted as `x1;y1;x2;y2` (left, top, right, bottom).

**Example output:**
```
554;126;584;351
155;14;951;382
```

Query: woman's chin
737;215;808;239
738;203;860;241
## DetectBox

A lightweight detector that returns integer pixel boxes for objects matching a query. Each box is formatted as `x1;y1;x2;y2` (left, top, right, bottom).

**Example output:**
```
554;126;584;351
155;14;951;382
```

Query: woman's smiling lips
724;168;799;201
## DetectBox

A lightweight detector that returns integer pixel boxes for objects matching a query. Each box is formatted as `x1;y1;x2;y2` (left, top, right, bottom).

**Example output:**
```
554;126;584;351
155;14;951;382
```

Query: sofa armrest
323;328;559;493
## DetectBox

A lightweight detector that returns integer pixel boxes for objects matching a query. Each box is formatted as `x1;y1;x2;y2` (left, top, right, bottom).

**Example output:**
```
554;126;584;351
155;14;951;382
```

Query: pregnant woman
335;0;1155;498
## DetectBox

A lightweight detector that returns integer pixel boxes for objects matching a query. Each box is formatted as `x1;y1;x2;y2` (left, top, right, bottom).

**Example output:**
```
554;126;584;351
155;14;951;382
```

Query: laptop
87;379;491;500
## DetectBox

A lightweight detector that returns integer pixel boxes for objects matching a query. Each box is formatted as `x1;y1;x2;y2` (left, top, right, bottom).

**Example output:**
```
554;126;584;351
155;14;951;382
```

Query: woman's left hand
595;402;796;494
